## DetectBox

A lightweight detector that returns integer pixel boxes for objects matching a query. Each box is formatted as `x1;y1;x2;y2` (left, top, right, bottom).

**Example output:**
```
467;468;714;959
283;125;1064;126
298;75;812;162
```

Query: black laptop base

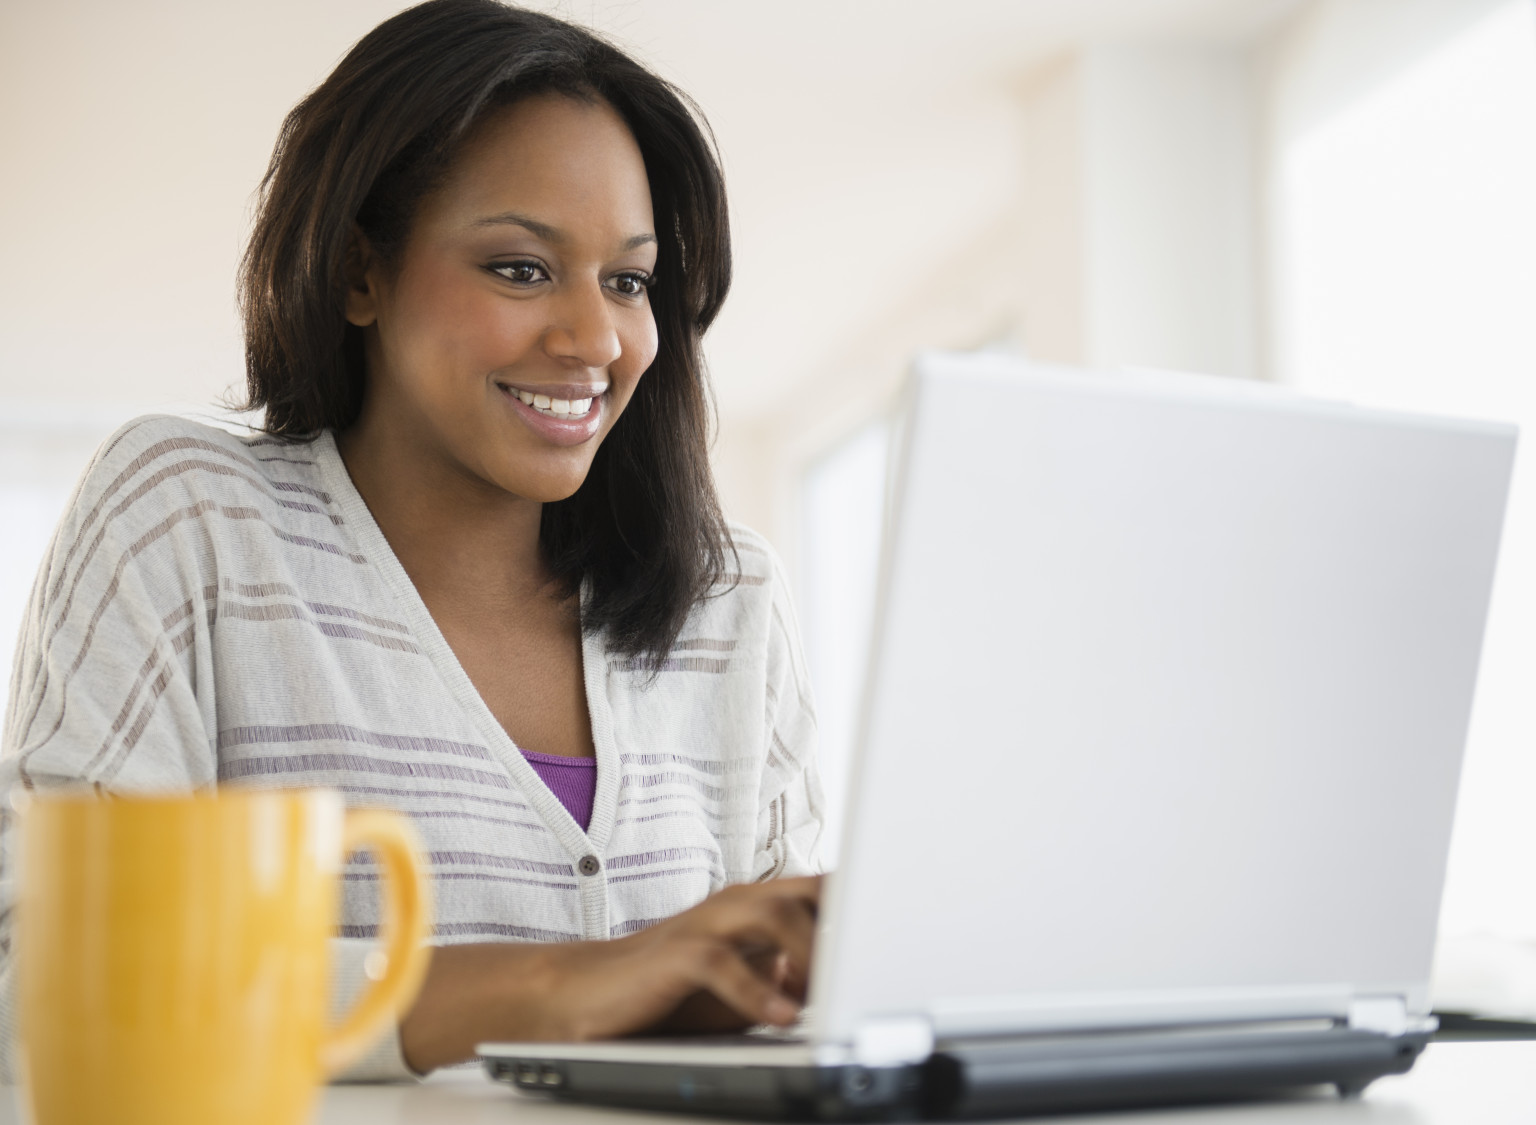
924;1027;1430;1119
485;1026;1431;1121
485;1055;928;1121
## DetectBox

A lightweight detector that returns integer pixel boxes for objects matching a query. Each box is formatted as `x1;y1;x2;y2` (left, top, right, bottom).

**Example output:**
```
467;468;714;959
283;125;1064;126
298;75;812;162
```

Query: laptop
480;352;1517;1119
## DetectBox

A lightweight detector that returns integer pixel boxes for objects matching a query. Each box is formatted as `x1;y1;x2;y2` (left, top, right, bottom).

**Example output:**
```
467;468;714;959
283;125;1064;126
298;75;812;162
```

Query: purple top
520;749;597;831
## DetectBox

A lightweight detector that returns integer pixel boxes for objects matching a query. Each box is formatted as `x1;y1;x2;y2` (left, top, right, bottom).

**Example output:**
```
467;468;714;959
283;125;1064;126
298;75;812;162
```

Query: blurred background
2;0;1534;969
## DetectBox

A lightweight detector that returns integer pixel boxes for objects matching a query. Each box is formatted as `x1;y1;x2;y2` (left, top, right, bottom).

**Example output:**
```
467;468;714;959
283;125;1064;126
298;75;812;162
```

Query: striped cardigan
0;415;825;1080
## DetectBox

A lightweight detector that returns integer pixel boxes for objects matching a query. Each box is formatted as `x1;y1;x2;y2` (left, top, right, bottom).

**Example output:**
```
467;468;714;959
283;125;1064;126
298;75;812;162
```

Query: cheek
618;308;660;386
386;265;539;375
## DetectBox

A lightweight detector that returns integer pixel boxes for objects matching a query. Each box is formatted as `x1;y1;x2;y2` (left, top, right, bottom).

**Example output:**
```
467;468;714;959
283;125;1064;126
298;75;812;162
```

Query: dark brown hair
239;0;734;663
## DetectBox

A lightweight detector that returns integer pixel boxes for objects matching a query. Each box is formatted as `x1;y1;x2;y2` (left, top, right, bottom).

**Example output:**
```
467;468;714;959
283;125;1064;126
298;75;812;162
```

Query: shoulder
667;522;801;663
86;414;320;491
93;412;250;462
40;415;345;604
720;521;788;594
67;415;332;538
715;521;797;621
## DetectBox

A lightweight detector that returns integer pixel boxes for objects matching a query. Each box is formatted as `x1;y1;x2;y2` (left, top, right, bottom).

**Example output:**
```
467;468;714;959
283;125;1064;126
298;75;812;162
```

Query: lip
495;382;605;447
496;380;609;400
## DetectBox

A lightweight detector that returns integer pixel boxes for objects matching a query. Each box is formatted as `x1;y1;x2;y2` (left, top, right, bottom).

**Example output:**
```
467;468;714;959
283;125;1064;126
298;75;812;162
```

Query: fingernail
768;997;799;1024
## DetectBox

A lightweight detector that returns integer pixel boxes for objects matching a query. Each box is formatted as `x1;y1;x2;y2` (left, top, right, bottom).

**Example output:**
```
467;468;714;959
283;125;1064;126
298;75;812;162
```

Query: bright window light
0;417;123;735
0;483;74;724
1280;1;1536;939
799;421;890;862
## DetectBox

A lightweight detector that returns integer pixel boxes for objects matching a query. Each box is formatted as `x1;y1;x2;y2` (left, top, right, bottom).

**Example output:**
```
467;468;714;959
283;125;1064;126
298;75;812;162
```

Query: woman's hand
399;875;821;1074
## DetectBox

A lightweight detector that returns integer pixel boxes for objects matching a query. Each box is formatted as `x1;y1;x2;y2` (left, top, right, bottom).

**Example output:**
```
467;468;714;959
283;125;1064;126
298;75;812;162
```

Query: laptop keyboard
745;1009;814;1043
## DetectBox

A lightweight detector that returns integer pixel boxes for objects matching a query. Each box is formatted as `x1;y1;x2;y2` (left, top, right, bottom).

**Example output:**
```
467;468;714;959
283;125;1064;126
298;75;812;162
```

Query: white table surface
5;1041;1535;1124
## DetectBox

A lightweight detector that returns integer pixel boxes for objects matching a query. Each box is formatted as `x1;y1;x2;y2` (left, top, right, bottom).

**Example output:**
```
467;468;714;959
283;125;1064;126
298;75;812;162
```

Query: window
1278;1;1536;939
0;414;124;732
798;421;890;861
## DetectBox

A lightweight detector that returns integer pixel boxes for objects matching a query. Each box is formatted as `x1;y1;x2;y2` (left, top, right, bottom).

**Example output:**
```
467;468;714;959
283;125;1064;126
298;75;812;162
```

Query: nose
544;279;622;370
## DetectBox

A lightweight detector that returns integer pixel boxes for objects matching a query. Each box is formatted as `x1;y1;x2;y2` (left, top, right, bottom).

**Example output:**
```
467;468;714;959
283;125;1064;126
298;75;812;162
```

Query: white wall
0;3;407;727
1261;0;1536;944
729;37;1269;579
791;38;1272;854
0;1;425;415
1011;44;1262;378
1258;0;1516;386
1082;46;1259;380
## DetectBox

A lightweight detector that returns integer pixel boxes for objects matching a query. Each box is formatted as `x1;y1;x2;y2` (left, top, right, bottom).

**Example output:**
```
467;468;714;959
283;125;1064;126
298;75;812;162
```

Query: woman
0;0;824;1079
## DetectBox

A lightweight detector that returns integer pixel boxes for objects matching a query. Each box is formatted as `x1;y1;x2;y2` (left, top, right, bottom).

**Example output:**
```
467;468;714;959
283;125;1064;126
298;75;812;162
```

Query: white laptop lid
810;353;1517;1053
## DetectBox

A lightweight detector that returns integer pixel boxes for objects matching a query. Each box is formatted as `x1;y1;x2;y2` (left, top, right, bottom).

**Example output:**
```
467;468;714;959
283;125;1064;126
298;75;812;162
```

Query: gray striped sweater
0;415;824;1080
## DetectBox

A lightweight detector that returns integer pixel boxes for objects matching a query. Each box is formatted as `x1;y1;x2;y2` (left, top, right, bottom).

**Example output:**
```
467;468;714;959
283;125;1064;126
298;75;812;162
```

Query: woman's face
345;93;659;503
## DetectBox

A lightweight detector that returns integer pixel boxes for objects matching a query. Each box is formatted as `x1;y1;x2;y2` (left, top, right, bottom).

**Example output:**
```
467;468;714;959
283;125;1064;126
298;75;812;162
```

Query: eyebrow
472;211;656;251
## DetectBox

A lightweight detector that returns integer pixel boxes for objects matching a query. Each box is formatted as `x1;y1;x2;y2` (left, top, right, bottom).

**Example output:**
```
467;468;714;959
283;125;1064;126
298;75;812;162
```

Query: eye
489;260;550;286
607;271;655;298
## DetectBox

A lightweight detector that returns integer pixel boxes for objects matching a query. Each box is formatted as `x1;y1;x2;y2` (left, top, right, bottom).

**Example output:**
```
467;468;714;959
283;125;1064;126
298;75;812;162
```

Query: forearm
399;941;568;1074
397;880;819;1075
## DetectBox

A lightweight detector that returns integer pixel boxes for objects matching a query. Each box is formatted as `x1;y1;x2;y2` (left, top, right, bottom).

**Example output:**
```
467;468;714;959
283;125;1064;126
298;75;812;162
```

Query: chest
200;572;770;889
432;598;595;760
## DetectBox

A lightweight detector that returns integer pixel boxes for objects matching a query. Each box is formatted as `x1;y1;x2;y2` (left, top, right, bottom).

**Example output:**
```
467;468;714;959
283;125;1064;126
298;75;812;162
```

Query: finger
740;943;781;978
706;891;818;978
736;944;805;1004
648;878;822;983
687;941;801;1027
772;951;791;991
742;947;791;988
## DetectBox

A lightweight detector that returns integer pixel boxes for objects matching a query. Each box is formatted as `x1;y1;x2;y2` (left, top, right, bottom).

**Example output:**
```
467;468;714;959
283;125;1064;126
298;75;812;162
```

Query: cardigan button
578;855;602;877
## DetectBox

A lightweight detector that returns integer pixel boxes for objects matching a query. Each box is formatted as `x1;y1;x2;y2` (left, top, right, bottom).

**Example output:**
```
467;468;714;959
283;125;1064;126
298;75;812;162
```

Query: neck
335;406;551;613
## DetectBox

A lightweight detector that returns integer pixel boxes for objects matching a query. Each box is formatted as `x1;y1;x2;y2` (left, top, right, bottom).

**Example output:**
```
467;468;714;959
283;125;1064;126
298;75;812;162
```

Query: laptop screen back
811;354;1516;1046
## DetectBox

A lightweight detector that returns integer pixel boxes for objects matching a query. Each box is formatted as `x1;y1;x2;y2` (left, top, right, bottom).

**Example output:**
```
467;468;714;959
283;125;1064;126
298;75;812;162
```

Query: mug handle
319;809;435;1075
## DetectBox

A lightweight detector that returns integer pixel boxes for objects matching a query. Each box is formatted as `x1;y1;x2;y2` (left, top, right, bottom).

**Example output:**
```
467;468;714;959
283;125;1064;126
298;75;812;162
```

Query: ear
343;224;380;328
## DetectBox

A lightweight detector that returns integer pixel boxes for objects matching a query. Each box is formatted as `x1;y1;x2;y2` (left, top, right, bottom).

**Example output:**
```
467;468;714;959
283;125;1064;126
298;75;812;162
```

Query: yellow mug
17;788;432;1125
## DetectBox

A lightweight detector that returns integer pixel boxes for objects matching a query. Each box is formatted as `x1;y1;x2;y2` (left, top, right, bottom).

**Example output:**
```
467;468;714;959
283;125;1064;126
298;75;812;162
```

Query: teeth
510;388;598;419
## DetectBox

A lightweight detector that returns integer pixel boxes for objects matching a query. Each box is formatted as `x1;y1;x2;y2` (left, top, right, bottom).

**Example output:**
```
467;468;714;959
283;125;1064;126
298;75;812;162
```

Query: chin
495;464;593;504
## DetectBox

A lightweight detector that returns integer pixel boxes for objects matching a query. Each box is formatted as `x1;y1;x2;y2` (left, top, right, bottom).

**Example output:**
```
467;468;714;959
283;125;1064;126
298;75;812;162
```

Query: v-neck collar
314;430;620;861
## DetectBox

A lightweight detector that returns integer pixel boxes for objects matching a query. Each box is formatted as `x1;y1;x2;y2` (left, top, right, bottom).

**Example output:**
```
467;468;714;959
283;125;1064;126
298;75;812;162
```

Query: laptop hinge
853;1016;934;1066
1347;996;1421;1036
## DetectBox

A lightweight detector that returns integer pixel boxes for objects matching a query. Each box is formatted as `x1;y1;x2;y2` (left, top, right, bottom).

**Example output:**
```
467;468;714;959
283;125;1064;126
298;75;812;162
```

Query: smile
510;388;594;418
494;380;607;420
494;380;607;446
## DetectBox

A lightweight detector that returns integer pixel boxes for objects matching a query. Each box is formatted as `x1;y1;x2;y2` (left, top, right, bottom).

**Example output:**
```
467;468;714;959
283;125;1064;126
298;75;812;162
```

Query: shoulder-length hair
240;0;734;665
